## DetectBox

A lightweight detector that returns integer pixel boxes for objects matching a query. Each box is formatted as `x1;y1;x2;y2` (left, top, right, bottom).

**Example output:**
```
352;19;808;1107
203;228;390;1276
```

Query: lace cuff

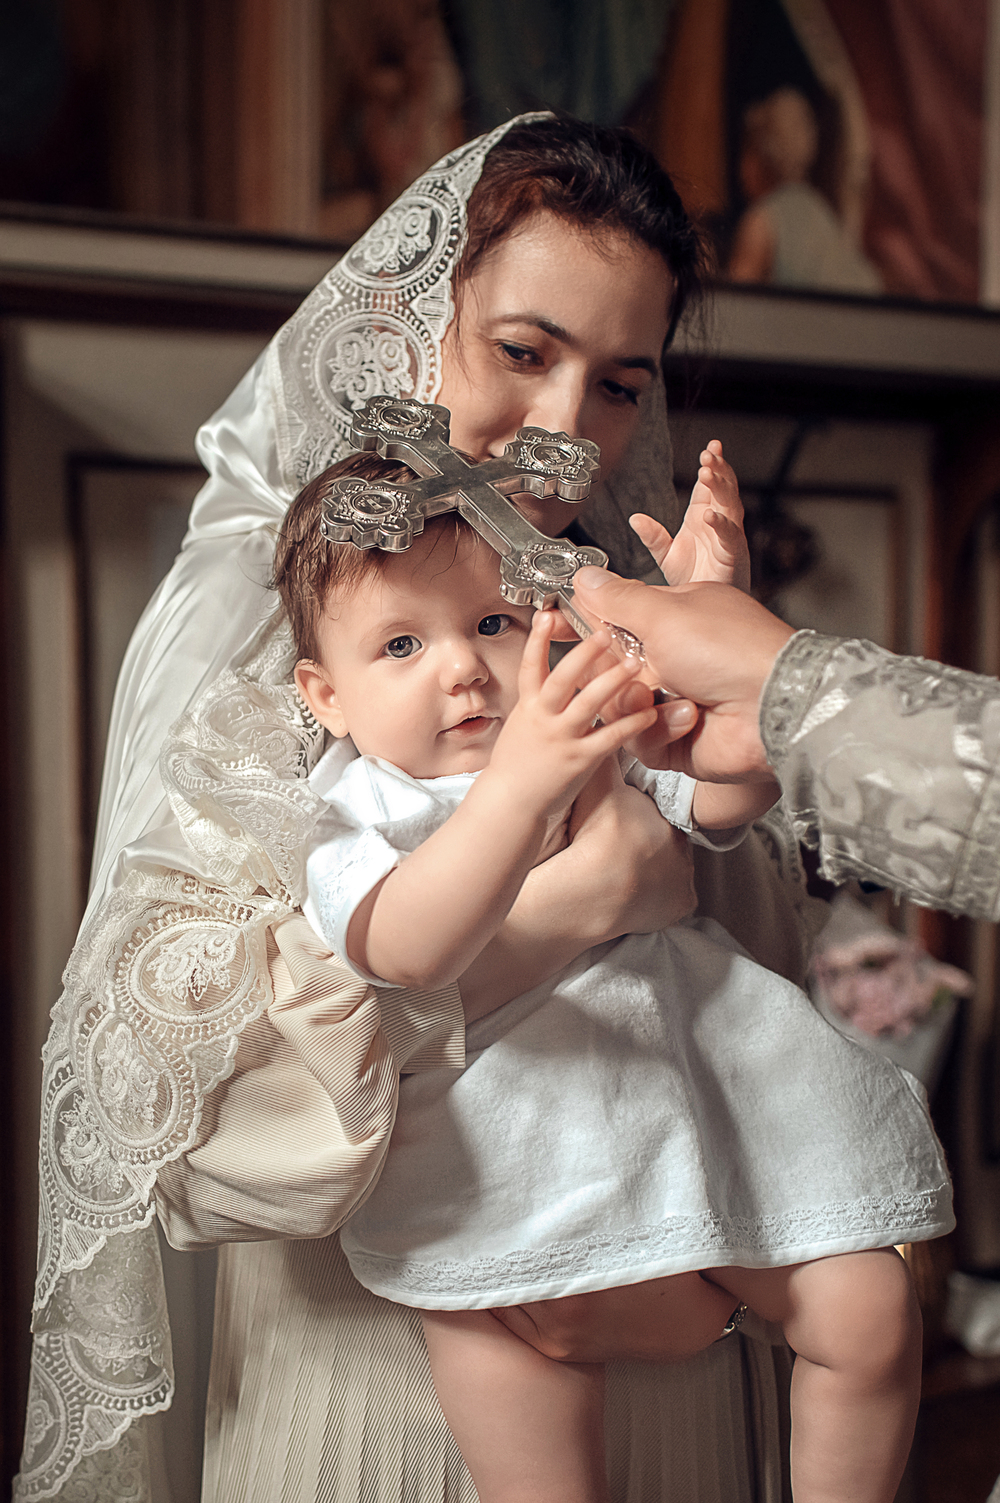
631;764;749;853
758;629;838;765
761;632;1000;918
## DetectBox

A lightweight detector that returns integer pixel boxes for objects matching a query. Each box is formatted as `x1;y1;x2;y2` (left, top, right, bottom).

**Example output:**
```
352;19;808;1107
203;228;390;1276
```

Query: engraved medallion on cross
318;396;656;682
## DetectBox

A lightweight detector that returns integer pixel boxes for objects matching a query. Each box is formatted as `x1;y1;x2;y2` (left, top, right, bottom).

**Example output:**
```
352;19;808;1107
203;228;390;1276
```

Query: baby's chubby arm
346;614;658;991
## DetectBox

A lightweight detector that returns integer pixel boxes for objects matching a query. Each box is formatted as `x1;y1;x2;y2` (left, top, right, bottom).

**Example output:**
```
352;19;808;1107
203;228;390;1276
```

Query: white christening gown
304;744;954;1311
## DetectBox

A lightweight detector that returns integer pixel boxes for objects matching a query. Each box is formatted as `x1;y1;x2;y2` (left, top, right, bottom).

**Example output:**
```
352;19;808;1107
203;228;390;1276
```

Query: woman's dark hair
457;115;707;352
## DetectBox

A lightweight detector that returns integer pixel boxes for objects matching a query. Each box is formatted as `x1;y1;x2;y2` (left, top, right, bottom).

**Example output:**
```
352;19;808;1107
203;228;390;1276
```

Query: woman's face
438;212;673;535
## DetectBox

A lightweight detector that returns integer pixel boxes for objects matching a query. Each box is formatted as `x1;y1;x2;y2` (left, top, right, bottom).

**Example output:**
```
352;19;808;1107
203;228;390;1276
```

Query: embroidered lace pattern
267;117;542;493
17;624;325;1500
347;1185;953;1302
159;617;327;903
761;631;1000;918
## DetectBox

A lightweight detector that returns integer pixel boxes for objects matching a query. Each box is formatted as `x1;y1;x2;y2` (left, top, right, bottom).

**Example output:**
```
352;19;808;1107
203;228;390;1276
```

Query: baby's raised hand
488;612;657;819
630;440;751;593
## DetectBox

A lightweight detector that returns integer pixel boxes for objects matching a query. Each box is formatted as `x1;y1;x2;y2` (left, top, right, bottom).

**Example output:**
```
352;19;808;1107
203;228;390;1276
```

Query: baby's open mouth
444;715;495;736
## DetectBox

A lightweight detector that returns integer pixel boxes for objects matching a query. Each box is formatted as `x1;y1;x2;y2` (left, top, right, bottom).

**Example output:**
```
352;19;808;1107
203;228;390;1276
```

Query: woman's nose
522;377;586;440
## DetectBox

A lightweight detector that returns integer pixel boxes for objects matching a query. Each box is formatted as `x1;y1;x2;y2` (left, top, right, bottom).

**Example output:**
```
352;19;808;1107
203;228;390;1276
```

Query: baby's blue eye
478;615;511;637
385;635;420;659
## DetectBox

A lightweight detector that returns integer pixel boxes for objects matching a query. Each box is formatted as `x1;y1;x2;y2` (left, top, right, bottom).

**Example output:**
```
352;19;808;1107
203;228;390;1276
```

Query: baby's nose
442;640;488;689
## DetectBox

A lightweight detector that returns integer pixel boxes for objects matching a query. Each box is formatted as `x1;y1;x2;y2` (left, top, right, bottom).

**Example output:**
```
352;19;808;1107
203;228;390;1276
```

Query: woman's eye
384;635;420;659
500;342;541;367
601;379;640;406
478;614;512;638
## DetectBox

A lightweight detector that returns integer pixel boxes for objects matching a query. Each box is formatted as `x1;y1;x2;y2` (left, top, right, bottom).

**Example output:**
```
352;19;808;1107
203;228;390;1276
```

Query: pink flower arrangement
810;895;972;1040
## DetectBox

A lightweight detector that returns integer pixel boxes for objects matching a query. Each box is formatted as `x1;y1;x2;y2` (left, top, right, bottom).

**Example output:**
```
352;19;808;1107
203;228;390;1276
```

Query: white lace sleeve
18;620;320;1500
622;760;750;851
762;631;1000;919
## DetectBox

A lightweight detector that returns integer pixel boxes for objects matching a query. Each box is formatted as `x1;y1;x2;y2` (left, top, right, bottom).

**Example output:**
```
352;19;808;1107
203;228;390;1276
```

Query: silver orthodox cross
319;395;653;674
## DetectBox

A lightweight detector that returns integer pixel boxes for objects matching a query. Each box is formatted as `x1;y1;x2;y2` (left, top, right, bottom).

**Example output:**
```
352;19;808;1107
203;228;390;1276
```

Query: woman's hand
564;758;697;938
460;761;696;1019
459;759;696;1021
631;441;751;594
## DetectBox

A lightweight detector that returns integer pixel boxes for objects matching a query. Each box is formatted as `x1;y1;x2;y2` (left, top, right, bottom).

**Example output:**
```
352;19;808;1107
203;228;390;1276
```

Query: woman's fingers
491;1304;572;1360
495;1276;738;1364
629;512;674;570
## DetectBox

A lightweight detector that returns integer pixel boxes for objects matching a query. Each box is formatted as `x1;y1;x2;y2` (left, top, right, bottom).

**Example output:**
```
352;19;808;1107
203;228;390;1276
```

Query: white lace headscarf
17;116;681;1501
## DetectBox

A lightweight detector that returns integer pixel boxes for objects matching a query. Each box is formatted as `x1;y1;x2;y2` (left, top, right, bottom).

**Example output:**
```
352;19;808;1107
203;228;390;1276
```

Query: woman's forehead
460;212;672;349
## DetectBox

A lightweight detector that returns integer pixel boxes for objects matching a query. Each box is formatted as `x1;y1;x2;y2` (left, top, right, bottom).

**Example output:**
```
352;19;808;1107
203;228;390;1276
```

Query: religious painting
651;0;986;303
0;0;990;302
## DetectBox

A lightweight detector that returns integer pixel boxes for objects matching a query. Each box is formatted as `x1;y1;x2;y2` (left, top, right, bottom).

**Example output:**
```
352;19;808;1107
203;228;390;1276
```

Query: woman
18;116;815;1503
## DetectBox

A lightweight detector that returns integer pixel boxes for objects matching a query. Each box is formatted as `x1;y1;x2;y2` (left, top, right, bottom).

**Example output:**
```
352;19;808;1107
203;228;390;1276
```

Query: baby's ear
294;660;350;738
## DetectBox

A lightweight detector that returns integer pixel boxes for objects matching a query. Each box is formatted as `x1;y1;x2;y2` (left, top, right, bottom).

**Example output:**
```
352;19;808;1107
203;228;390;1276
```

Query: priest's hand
570;573;796;784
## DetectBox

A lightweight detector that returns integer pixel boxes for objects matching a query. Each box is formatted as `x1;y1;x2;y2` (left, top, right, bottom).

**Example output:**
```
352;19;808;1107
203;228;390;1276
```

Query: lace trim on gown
347;1187;952;1304
17;622;323;1500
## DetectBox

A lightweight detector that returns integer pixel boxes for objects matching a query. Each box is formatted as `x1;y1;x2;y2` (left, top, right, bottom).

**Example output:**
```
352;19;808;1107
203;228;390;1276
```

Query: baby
274;448;951;1503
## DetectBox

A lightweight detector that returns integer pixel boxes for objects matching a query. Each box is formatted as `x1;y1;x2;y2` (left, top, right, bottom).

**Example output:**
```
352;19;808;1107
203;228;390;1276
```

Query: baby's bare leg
422;1308;609;1503
492;1269;737;1362
707;1249;922;1503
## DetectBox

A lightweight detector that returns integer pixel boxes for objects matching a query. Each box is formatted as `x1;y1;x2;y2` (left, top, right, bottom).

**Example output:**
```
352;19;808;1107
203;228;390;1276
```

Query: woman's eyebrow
497;313;657;374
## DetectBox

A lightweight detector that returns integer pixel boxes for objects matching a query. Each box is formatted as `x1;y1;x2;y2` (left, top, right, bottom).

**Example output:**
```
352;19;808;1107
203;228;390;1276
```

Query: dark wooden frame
67;454;205;898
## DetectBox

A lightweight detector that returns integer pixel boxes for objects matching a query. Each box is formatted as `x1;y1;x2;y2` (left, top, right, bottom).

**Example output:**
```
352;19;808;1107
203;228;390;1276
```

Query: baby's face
304;529;535;779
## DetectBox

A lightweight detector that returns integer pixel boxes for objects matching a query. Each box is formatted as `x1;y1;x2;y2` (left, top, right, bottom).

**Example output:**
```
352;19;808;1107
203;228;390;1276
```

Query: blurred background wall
0;0;995;301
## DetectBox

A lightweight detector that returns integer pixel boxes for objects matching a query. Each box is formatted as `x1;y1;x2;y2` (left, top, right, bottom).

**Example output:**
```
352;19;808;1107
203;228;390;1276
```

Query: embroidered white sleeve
762;631;1000;918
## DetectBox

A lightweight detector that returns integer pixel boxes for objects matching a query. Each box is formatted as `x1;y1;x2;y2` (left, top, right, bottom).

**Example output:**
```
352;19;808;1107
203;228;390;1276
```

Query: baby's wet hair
273;451;478;662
